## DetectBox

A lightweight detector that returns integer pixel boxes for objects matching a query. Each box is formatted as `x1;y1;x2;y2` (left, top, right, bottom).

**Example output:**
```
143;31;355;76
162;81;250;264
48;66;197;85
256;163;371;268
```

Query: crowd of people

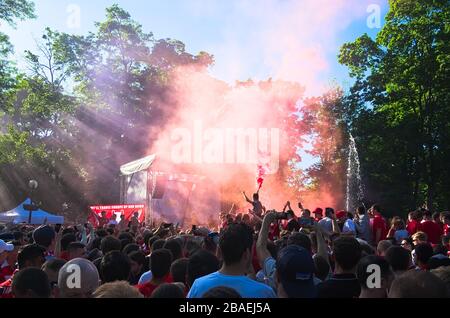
0;192;449;298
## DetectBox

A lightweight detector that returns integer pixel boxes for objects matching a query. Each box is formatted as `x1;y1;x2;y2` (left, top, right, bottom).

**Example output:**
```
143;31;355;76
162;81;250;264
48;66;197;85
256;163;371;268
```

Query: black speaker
152;177;167;199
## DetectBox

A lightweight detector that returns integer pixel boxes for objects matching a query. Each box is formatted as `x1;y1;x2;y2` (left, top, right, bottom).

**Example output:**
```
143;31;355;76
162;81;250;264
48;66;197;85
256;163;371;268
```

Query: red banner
89;204;146;226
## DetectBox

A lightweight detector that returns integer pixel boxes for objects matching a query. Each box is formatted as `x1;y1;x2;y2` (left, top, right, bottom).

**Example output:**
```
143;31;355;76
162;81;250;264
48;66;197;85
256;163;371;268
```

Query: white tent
0;199;64;225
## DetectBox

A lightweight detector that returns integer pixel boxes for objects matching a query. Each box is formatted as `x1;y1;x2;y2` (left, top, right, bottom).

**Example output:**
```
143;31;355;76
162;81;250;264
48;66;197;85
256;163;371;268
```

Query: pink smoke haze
146;0;382;223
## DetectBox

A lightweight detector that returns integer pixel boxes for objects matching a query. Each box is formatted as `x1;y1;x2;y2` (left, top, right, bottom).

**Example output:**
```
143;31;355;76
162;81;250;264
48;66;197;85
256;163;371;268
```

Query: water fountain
346;133;364;212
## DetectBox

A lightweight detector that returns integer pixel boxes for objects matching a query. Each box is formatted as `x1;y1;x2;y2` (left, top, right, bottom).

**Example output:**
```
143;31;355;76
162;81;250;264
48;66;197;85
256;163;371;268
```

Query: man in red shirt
137;248;173;297
370;205;387;246
418;210;443;245
406;211;421;236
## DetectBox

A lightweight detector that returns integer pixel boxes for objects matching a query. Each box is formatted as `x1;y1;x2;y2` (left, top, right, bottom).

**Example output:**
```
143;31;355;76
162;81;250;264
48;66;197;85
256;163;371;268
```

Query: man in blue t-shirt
187;223;276;298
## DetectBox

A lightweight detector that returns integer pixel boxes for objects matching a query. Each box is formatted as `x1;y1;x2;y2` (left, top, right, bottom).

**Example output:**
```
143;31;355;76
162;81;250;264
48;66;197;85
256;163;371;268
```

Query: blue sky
4;0;388;93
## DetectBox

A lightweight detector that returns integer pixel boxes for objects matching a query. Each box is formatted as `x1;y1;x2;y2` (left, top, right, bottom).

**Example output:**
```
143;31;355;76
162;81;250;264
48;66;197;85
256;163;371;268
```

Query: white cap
0;239;14;253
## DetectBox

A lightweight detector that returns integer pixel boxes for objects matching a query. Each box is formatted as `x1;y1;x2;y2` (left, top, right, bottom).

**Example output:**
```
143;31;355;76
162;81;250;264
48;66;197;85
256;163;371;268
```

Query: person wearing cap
313;208;323;222
275;245;317;298
357;255;394;298
58;258;100;298
0;240;21;283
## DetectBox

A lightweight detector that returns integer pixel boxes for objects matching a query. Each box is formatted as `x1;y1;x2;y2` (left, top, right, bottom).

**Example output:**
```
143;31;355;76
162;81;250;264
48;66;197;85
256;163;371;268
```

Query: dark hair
184;240;201;258
356;206;366;215
170;258;189;284
60;234;77;251
17;244;46;269
118;232;135;242
389;270;447;298
422;210;432;218
128;250;146;266
287;219;300;232
100;236;121;255
42;258;66;273
89;237;102;251
100;251;131;283
433;244;447;256
143;233;153;249
287;232;312;253
13;231;24;241
332;237;362;271
432;212;441;222
148;236;159;250
122;243;140;255
414;243;433;266
95;229;108;238
219;223;253;265
163;239;183;261
202;236;217;254
313;255;330;282
150;249;173;279
384;246;410;272
253;193;259;201
151;239;166;252
267;240;278;259
371;205;381;214
357;255;391;289
12;268;51;298
120;239;133;251
32;226;56;249
325;208;334;218
187;250;220;287
61;228;75;236
443;234;450;245
67;241;85;251
203;286;242;298
151;283;184;298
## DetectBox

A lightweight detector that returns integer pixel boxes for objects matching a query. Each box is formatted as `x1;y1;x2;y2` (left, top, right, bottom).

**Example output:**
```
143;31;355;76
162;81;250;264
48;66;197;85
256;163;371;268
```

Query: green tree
339;0;450;212
44;5;214;208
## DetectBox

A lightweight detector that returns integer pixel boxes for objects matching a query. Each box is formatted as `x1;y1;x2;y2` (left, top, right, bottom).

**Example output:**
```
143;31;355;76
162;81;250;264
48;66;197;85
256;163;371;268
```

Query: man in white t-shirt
187;223;276;298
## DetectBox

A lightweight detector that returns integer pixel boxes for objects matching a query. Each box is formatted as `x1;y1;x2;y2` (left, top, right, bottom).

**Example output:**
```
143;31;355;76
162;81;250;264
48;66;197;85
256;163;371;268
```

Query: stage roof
120;154;156;176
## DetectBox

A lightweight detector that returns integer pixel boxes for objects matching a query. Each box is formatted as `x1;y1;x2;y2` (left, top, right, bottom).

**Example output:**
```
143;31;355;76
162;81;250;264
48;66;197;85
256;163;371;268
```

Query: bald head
58;258;100;298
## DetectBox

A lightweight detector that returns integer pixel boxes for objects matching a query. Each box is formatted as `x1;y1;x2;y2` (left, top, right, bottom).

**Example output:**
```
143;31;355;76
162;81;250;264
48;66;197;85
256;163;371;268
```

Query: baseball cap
313;208;323;215
336;210;347;219
0;239;14;253
276;245;317;298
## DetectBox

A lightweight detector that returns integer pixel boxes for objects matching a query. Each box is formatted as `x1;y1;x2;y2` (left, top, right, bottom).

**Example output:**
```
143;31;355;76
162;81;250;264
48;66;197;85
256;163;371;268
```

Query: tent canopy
120;154;156;176
0;199;64;225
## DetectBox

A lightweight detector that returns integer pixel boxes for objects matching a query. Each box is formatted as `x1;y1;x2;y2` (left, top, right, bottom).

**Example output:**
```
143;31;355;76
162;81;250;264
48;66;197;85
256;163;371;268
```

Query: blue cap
276;245;317;298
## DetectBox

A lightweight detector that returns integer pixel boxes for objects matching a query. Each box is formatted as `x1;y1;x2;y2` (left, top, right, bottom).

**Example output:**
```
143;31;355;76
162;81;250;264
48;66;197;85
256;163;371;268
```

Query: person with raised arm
242;190;263;218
